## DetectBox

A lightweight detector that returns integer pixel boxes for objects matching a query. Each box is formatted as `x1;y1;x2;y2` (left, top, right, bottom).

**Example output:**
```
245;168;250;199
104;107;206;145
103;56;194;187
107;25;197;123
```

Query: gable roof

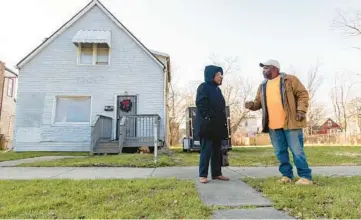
17;0;165;70
5;67;18;77
150;50;171;82
319;118;341;129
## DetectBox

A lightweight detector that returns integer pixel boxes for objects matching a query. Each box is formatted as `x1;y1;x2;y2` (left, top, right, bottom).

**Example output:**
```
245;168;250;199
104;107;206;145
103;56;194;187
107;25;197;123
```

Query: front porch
90;114;164;155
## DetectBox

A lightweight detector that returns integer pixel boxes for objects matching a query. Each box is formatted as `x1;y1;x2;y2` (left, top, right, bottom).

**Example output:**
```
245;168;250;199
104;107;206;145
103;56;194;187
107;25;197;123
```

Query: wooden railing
118;116;127;152
118;114;161;163
90;115;112;155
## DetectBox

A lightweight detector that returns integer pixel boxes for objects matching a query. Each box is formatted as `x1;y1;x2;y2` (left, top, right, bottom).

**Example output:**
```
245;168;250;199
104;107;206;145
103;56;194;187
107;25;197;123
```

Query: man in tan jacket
245;59;313;185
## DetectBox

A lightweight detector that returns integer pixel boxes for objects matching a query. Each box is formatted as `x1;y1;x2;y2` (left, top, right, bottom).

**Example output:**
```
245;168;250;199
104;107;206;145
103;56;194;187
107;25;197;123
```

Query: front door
116;95;137;140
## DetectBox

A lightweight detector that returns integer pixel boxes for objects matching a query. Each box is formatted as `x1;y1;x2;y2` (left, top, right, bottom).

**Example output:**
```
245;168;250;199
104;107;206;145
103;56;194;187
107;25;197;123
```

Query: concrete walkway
0;166;359;180
0;163;360;219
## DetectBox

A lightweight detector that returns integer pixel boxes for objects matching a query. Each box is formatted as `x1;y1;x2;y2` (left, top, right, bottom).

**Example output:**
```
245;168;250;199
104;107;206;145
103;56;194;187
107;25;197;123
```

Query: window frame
77;43;110;66
52;95;92;126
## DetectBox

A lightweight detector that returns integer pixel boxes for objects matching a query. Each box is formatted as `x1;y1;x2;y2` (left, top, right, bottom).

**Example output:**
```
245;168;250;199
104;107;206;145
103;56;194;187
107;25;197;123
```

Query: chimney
0;61;5;119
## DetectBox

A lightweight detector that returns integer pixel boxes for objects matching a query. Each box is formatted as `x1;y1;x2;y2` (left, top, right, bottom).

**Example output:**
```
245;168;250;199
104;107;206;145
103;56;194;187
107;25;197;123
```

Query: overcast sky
1;0;360;114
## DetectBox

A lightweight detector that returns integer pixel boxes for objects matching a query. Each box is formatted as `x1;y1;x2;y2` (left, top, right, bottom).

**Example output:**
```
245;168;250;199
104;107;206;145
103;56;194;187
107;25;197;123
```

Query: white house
14;0;171;153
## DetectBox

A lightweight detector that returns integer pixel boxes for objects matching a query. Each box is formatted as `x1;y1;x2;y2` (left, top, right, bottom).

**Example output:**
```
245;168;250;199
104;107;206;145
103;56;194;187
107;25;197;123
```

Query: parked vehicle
182;106;232;152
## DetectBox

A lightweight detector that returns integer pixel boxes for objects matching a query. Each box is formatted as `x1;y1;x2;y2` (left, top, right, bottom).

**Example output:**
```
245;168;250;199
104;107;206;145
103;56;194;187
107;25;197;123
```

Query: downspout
163;64;168;148
0;65;5;121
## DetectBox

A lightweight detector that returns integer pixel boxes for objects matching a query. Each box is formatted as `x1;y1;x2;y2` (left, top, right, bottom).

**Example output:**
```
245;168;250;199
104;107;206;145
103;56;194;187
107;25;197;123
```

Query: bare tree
167;67;192;146
306;62;324;134
331;73;350;132
333;9;361;39
291;62;324;134
332;9;361;80
307;104;325;134
347;97;361;132
209;53;240;75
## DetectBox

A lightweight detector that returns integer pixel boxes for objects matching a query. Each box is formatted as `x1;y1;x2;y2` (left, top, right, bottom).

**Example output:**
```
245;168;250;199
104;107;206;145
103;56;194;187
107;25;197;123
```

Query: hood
204;65;223;84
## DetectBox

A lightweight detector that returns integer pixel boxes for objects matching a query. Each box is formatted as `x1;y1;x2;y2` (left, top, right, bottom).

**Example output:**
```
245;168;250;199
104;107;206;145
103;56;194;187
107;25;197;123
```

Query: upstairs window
7;78;14;97
78;43;109;65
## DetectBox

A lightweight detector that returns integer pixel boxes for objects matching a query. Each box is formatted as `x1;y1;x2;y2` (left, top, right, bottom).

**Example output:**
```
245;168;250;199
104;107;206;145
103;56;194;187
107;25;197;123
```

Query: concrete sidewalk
0;166;360;180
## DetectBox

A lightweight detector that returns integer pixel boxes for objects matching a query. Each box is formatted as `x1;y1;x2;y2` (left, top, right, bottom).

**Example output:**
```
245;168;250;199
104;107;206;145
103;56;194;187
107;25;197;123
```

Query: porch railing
90;115;113;155
118;114;161;163
118;116;127;152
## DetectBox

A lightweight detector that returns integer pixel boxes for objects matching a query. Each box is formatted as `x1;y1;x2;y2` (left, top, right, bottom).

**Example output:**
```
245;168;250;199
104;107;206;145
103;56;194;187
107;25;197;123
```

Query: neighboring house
14;0;171;153
0;61;18;149
315;118;342;135
237;115;262;137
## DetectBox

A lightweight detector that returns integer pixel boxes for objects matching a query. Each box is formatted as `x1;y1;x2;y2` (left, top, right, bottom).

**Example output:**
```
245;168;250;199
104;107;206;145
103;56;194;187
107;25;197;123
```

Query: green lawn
244;176;361;219
0;179;212;219
0;151;88;162
16;146;361;167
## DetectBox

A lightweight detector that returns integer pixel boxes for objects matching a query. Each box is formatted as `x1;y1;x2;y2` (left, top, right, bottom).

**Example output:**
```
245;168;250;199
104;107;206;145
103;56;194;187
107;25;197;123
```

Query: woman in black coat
194;65;230;184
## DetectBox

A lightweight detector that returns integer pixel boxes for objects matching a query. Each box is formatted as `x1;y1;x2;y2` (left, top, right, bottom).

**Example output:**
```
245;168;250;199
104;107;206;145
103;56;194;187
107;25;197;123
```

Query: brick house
315;118;342;135
14;0;171;153
0;61;18;149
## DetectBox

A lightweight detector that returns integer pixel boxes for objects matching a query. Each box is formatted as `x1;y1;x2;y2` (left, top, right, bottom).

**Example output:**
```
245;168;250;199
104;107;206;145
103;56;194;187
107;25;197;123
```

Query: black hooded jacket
194;65;228;140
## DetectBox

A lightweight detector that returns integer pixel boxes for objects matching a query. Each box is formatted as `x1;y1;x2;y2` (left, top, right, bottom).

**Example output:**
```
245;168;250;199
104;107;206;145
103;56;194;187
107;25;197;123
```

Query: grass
244;176;361;219
0;178;212;219
17;151;190;167
229;145;361;166
16;145;361;167
0;151;88;162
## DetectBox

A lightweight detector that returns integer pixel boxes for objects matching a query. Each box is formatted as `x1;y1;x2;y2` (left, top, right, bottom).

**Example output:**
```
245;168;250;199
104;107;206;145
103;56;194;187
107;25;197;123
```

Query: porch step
93;141;120;154
123;140;163;148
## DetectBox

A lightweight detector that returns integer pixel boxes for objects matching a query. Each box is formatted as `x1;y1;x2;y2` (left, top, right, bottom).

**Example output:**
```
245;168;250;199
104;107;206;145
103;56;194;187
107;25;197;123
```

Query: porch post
153;118;158;164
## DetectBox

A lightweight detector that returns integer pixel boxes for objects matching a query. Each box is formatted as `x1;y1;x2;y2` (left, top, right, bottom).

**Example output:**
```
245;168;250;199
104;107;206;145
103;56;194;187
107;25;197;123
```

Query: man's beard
263;71;271;79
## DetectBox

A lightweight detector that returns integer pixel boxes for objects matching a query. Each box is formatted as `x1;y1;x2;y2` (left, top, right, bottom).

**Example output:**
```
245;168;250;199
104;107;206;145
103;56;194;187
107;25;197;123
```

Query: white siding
14;5;165;151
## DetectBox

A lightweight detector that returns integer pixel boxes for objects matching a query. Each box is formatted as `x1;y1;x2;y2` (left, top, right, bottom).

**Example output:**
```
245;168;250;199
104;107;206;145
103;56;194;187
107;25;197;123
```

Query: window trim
7;78;14;97
77;43;110;66
52;95;92;126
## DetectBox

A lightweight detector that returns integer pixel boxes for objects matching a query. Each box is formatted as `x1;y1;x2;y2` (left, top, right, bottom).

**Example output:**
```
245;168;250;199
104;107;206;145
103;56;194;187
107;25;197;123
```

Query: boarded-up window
96;43;109;65
54;96;91;123
79;43;109;65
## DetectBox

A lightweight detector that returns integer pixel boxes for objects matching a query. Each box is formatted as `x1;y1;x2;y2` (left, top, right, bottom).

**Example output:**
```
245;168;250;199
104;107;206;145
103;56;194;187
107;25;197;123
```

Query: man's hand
296;111;306;121
244;101;254;109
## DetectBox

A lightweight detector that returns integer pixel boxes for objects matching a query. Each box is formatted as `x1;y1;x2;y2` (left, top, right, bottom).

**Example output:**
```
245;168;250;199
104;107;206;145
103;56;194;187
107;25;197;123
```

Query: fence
304;133;361;145
232;132;361;146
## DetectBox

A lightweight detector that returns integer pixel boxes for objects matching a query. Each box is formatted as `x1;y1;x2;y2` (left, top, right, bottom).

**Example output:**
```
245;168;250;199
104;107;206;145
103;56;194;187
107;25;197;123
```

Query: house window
79;43;93;65
7;78;14;97
54;96;91;123
327;120;332;127
78;43;109;65
96;43;110;65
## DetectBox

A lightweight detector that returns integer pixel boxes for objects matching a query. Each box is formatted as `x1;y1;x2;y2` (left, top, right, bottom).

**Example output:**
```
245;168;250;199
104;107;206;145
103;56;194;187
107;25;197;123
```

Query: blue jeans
269;129;312;180
199;139;222;178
